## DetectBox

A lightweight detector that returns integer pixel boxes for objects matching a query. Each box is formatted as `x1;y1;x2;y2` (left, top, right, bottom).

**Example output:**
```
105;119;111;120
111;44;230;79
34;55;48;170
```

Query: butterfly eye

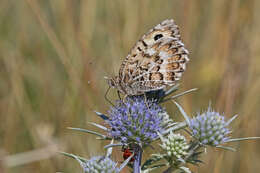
154;34;163;41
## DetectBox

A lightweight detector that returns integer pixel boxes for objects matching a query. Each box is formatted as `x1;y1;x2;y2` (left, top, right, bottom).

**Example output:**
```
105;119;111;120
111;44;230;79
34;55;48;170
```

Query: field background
0;0;260;173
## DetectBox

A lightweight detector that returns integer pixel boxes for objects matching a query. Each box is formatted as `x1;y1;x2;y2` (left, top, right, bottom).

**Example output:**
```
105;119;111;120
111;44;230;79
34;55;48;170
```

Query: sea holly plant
62;86;260;173
61;139;134;173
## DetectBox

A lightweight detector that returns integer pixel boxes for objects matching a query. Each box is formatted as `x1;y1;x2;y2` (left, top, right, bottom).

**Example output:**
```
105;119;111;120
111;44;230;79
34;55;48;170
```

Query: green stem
133;145;142;173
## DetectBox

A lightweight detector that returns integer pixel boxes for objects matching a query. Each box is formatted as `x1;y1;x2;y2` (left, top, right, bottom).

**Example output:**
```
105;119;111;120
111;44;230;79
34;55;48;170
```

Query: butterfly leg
117;90;123;100
104;86;115;106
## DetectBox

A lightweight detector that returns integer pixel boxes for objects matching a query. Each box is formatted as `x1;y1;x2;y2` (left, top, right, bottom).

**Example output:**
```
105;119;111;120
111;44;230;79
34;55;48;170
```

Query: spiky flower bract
189;107;231;146
160;132;189;163
107;96;169;145
82;156;119;173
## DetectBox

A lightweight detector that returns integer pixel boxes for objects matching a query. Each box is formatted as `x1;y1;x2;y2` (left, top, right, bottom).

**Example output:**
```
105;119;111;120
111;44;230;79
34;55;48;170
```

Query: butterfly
107;19;189;96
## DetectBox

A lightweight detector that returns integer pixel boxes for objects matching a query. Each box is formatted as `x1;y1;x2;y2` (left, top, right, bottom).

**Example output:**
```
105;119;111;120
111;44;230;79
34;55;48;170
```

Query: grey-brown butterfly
107;19;189;96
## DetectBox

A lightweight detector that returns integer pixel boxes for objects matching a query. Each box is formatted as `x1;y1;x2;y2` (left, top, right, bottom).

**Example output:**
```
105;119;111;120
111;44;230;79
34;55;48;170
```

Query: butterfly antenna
105;86;115;106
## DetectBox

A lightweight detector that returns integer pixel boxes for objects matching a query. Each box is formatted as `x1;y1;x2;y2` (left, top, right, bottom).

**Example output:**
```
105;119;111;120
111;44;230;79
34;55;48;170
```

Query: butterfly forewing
111;19;189;96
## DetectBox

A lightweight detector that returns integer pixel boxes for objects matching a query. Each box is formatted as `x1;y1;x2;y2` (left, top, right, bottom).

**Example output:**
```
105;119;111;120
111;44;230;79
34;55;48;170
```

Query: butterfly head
106;76;128;95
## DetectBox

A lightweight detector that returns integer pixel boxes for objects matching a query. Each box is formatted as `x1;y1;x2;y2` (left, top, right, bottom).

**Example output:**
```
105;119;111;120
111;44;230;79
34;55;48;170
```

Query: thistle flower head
160;132;189;162
189;107;231;146
82;156;119;173
107;96;169;145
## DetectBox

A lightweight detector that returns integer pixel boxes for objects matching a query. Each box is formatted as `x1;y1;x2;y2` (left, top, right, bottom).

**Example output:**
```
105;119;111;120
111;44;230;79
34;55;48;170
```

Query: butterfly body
108;19;189;96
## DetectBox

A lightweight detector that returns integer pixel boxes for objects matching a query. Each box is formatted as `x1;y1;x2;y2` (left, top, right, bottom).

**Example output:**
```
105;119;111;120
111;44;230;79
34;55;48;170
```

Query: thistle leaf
161;88;198;103
173;101;190;126
227;137;260;143
59;151;87;162
94;111;109;120
216;145;236;152
141;154;164;170
88;122;108;131
118;153;135;172
67;127;108;139
104;143;123;149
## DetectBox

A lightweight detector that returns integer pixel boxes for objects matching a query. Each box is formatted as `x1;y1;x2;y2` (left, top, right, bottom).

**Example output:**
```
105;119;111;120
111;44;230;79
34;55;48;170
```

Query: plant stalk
133;145;143;173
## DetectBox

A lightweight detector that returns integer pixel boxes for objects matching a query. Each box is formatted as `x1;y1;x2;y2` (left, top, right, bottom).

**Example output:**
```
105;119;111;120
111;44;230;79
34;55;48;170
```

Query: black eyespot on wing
154;34;163;41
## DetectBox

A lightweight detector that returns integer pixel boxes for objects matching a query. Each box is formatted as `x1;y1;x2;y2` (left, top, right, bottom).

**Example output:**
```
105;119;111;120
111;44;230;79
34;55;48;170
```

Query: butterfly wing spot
144;30;169;45
165;72;175;81
168;55;181;62
139;66;149;72
166;62;180;70
136;76;145;82
149;72;163;81
142;40;148;47
160;44;170;51
154;34;163;41
157;59;164;64
151;42;161;50
152;55;160;62
160;44;178;55
128;68;134;74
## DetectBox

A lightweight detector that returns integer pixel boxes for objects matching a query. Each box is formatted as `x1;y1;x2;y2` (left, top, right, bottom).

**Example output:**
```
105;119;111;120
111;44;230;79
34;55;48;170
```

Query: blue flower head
189;107;231;146
107;96;167;145
82;156;119;173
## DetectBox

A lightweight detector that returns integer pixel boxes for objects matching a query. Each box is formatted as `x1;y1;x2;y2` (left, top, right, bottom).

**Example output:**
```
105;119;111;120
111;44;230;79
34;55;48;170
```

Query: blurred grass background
0;0;260;172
